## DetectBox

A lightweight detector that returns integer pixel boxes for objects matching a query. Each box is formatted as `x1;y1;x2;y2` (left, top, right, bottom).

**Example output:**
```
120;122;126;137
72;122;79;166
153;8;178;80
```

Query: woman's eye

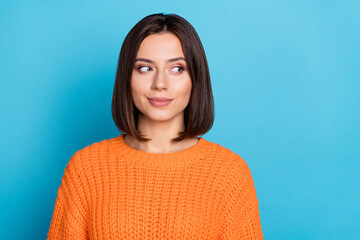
138;66;152;72
172;66;184;73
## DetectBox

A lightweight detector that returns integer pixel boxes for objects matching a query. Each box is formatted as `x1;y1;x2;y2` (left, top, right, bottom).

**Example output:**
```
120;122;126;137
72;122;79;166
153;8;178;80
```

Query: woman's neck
124;134;199;154
124;115;198;153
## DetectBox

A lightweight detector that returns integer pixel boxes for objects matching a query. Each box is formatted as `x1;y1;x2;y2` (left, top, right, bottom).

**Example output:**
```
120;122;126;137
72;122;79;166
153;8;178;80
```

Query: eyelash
137;66;184;73
137;66;152;72
172;66;184;73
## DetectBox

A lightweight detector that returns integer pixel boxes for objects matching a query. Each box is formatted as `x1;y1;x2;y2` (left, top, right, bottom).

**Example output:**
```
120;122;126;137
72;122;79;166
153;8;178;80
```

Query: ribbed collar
109;134;210;168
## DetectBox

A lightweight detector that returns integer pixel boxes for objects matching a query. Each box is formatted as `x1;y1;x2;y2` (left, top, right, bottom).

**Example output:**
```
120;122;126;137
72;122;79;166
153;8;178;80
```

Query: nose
151;70;168;90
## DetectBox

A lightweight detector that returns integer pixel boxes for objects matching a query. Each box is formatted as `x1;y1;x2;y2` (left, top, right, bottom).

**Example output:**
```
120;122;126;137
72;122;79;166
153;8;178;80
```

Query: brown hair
111;13;214;142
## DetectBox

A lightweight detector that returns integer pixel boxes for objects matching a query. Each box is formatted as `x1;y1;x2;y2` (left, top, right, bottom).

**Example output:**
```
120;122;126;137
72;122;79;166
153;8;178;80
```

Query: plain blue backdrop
1;0;359;239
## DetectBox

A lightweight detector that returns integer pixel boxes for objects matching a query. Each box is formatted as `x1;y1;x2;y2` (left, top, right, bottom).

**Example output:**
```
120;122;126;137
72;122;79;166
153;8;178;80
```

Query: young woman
47;13;263;239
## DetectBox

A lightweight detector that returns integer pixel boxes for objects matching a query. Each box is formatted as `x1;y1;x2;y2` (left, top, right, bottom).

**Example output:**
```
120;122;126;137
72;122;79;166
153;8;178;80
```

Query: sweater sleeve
47;152;89;240
218;155;263;240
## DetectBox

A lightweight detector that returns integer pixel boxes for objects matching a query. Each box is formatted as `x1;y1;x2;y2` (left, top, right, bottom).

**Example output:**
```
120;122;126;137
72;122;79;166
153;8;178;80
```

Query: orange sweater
47;134;263;239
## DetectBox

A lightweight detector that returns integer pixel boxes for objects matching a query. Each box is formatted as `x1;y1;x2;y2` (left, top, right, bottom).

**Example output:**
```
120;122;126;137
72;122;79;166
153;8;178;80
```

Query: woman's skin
124;32;199;153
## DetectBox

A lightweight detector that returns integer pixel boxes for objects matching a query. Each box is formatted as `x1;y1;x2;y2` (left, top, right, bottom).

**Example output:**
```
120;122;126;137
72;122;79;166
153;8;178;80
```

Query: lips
148;97;173;107
148;97;172;101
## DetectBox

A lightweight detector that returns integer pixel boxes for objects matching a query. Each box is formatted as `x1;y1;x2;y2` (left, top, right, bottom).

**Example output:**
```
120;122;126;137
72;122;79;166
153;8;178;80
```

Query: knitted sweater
47;134;263;239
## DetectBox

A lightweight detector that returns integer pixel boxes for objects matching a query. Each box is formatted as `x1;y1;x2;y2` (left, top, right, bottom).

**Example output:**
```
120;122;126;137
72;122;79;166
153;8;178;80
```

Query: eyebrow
135;57;186;63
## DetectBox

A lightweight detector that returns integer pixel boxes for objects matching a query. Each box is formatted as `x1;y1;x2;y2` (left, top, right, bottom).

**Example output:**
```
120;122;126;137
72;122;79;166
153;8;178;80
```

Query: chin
142;111;183;123
147;115;176;122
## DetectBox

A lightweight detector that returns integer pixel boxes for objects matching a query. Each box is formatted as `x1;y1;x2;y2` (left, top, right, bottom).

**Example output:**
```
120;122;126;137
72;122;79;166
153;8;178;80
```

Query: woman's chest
85;164;224;239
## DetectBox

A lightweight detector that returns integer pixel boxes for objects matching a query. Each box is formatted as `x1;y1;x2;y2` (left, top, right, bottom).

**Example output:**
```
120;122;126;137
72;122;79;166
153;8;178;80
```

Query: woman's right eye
138;66;152;72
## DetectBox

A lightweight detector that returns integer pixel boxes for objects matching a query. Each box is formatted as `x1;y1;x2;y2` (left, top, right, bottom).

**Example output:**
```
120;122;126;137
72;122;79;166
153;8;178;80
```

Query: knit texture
47;134;263;239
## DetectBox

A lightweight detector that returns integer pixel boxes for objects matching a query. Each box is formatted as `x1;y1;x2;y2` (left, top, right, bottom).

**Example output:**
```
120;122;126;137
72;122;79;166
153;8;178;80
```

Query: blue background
1;0;359;239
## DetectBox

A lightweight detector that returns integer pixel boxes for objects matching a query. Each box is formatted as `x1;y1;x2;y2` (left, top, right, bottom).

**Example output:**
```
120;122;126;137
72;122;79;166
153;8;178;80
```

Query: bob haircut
112;13;214;142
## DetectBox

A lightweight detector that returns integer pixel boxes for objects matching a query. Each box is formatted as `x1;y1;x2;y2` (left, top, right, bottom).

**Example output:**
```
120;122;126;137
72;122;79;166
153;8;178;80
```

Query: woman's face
131;32;192;124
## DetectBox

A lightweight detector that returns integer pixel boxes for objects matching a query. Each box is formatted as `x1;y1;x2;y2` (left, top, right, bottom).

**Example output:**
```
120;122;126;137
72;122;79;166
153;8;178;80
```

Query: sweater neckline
109;134;209;168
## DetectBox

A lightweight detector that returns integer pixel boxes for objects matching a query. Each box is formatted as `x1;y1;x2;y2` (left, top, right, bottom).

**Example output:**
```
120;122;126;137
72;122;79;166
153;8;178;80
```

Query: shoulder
66;135;119;168
74;137;114;155
204;139;256;204
204;138;250;173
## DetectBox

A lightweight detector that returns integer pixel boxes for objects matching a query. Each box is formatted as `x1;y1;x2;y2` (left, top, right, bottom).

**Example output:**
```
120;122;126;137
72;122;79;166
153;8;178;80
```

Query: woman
47;13;263;239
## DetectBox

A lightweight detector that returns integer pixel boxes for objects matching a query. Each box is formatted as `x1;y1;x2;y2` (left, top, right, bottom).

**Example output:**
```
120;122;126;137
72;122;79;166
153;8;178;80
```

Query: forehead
136;32;185;58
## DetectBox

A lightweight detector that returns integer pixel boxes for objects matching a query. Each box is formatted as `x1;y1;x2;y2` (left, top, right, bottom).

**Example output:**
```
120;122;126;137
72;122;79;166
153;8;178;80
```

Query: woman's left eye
172;66;184;73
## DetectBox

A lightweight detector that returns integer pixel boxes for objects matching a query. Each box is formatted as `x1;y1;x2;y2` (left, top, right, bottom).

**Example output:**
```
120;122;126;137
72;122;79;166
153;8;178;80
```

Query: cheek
130;80;144;110
180;78;192;99
131;77;147;99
